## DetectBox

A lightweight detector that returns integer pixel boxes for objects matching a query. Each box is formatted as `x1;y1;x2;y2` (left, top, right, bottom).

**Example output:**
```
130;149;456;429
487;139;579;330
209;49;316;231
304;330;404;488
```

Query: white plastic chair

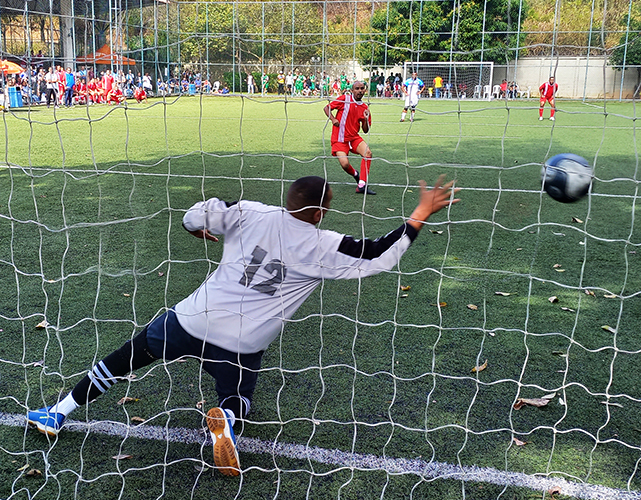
517;86;531;98
492;85;501;99
483;85;491;100
473;85;482;99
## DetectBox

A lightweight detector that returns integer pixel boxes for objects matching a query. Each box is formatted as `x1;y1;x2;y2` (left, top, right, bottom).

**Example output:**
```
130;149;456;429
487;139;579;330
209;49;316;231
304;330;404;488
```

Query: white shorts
405;95;419;109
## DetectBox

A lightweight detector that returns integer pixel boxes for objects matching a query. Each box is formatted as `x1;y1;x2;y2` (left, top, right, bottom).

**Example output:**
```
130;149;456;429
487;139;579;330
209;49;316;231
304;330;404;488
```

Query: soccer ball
541;153;593;203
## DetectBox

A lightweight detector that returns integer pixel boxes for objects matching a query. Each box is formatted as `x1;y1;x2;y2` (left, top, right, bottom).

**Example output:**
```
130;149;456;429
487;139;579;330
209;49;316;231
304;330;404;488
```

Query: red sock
550;108;555;118
539;108;543;118
343;164;356;177
360;157;371;183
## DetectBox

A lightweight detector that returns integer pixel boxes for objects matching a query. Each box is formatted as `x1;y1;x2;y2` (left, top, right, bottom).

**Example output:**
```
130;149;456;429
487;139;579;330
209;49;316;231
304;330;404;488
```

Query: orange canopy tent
0;60;25;74
76;44;137;66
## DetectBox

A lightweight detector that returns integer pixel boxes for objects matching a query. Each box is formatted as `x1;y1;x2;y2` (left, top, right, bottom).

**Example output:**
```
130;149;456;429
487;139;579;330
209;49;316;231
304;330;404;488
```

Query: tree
610;4;641;97
357;0;527;68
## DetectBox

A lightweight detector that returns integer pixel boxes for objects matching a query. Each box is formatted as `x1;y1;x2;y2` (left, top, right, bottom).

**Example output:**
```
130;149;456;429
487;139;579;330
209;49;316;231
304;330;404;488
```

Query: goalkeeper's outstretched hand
408;175;460;232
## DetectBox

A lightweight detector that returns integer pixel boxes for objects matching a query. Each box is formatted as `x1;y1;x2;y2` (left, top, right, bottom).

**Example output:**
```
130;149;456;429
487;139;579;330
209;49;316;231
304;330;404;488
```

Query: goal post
403;61;494;99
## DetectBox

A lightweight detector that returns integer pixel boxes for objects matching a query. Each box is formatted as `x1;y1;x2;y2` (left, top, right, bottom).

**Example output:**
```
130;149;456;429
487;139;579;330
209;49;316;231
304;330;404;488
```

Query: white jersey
403;77;424;107
177;199;418;353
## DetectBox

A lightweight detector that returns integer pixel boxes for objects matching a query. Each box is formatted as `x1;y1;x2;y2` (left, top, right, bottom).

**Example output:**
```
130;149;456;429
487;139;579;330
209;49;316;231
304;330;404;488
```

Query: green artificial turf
0;94;640;499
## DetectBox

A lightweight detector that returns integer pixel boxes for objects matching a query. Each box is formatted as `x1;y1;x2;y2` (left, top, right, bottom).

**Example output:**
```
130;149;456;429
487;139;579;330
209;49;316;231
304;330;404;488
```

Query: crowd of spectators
3;62;525;108
5;65;227;108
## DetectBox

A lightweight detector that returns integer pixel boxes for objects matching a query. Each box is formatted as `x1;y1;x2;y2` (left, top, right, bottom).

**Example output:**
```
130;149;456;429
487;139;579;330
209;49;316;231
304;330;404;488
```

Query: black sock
71;328;157;405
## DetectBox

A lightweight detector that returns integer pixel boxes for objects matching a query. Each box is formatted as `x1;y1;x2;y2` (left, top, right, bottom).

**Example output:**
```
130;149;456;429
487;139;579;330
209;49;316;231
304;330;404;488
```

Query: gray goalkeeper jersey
176;198;418;354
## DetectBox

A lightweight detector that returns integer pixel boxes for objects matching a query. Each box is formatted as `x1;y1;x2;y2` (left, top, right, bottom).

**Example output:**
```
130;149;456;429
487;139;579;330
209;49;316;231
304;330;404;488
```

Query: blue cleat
206;407;240;476
27;406;65;436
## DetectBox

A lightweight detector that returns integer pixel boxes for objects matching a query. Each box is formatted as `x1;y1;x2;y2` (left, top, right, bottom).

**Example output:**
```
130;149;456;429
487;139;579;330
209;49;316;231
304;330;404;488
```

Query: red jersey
329;94;371;144
539;81;558;99
134;87;147;101
102;74;114;93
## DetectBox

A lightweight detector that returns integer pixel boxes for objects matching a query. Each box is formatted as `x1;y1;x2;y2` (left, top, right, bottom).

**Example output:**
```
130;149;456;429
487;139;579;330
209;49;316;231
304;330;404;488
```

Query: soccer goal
403;61;494;99
1;1;641;499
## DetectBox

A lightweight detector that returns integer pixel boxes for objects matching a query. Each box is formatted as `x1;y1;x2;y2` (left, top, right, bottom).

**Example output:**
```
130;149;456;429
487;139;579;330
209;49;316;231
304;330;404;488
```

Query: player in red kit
323;81;375;195
539;76;558;121
134;86;148;103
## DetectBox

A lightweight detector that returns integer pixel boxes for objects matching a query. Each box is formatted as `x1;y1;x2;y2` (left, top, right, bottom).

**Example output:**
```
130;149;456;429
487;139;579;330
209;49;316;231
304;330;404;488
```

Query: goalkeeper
28;175;459;476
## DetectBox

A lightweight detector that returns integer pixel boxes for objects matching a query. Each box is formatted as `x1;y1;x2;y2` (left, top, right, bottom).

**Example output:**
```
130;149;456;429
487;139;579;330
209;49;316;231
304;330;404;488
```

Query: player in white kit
400;72;425;122
27;175;459;476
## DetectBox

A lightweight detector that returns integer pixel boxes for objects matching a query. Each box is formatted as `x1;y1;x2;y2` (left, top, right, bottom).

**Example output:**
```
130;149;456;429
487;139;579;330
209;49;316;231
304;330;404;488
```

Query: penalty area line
2;412;639;499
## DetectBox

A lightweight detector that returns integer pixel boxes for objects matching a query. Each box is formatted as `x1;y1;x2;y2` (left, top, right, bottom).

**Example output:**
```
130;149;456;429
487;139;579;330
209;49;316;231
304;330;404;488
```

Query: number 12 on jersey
239;245;287;296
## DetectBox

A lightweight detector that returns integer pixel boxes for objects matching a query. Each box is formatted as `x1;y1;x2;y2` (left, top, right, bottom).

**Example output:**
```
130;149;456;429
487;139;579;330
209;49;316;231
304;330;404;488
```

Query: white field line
2;412;640;500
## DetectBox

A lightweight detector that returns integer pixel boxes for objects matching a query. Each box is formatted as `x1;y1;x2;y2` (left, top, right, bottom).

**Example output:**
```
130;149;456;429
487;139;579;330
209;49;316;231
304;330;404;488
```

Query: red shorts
540;96;554;105
331;136;364;156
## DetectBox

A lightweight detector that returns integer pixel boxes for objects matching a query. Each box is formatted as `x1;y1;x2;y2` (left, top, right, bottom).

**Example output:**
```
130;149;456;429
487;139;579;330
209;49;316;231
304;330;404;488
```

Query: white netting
0;1;641;499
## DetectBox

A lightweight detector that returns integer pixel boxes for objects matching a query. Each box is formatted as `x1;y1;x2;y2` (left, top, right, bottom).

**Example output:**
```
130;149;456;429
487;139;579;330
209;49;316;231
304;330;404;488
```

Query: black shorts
146;308;264;403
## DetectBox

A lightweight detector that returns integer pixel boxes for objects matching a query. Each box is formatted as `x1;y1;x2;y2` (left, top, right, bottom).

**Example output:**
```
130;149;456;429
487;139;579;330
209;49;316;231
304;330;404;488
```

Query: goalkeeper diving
28;175;460;476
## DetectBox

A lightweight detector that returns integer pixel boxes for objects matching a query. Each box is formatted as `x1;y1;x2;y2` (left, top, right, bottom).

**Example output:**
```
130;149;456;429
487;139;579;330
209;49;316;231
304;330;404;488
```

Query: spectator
64;67;75;107
500;79;508;98
277;71;285;95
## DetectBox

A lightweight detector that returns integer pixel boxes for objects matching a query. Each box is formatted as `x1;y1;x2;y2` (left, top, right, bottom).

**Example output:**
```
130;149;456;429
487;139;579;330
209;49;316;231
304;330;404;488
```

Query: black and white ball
541;153;593;203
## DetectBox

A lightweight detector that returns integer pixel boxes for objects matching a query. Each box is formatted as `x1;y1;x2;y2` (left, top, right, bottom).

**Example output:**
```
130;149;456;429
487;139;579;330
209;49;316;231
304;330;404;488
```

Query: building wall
494;57;639;99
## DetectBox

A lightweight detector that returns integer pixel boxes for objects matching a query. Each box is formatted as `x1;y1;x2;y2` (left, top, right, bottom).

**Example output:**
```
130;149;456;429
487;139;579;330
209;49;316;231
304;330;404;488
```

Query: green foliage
357;0;527;68
523;0;632;56
610;4;641;68
609;5;641;96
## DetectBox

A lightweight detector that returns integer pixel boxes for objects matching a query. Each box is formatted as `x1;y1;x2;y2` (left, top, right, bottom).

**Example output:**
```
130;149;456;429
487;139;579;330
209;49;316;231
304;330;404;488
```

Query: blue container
188;83;196;95
8;86;23;108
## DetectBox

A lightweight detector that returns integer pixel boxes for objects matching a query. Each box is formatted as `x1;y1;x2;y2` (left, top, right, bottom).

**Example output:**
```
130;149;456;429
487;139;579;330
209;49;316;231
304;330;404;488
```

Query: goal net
403;61;494;99
1;1;641;499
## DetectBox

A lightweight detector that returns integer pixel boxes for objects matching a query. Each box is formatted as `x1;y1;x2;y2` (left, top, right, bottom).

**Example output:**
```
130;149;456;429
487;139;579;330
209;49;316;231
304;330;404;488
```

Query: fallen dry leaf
429;230;444;235
16;464;29;472
514;398;550;410
386;207;395;212
112;454;133;460
400;285;411;291
35;320;49;329
548;296;559;303
553;232;565;236
467;304;478;311
542;392;557;400
196;400;206;409
400;294;409;298
430;302;447;307
584;289;595;296
25;469;42;477
123;293;131;297
604;294;617;299
553;263;562;268
512;437;527;446
571;217;583;223
555;269;566;273
130;416;145;423
471;360;488;373
560;307;575;312
117;397;139;405
548;486;562;496
495;292;512;296
158;272;164;277
602;325;617;334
